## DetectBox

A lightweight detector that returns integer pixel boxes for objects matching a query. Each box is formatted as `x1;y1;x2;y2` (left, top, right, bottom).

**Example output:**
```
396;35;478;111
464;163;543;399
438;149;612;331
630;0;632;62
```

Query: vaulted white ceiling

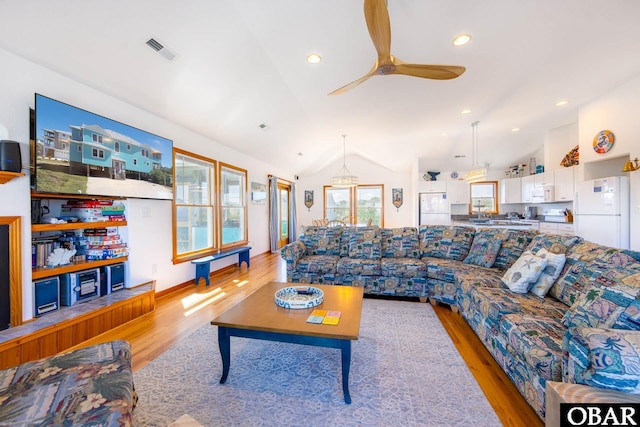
1;0;639;176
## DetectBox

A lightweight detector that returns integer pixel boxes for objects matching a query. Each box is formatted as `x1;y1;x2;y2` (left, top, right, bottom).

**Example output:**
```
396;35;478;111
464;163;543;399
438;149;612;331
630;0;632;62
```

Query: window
92;133;102;143
115;141;120;152
324;185;383;226
91;148;104;159
219;163;248;248
470;181;498;214
173;151;248;262
173;148;216;261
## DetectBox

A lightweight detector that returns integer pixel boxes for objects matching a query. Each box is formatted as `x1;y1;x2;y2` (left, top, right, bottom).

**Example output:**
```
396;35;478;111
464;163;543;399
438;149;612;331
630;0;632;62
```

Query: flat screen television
33;93;173;200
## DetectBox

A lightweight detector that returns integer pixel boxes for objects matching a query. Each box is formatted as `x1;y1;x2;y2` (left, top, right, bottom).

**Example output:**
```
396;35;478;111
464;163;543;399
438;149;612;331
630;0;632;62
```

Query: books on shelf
306;309;341;325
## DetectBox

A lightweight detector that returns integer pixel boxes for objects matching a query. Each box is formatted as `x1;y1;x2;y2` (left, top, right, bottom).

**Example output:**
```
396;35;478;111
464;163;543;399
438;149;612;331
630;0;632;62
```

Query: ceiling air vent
145;38;177;61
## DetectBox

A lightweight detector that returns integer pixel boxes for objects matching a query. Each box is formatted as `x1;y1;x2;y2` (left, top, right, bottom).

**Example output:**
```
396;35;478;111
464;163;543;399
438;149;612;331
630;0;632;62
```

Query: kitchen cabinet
534;171;555;187
500;177;522;204
447;180;470;204
554;167;575;201
419;180;447;193
539;222;575;236
521;175;535;203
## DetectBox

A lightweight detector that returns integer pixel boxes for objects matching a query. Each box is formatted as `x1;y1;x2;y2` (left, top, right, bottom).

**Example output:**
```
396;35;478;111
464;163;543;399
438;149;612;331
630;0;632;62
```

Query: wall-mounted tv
34;93;173;200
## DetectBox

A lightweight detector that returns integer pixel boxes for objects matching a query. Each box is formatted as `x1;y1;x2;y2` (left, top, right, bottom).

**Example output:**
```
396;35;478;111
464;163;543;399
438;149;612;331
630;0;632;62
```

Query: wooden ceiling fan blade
364;0;392;60
328;74;374;96
394;62;466;80
329;63;378;95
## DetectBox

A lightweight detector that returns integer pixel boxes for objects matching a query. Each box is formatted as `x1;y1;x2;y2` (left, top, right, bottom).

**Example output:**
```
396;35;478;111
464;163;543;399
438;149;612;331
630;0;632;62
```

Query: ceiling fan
329;0;466;95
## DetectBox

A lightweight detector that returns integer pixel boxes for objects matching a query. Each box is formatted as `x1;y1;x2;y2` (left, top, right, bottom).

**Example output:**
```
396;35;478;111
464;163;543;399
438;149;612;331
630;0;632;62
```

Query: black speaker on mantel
0;140;22;173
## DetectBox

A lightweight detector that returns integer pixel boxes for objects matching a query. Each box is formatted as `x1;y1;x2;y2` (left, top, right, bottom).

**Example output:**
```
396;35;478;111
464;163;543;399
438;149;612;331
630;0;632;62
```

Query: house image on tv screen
40;124;163;181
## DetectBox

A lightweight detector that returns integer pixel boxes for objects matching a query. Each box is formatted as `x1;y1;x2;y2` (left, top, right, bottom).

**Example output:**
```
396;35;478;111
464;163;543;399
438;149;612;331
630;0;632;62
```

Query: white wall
545;123;578;172
0;48;291;321
296;155;414;228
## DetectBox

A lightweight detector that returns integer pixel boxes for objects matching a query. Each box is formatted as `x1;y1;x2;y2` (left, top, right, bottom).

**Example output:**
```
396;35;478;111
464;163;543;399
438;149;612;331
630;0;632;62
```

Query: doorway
277;181;291;248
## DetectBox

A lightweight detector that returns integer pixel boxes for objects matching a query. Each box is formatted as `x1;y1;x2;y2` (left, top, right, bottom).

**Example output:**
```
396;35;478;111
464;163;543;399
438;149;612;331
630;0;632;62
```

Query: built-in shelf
0;171;24;184
32;220;127;233
32;220;128;279
32;256;129;280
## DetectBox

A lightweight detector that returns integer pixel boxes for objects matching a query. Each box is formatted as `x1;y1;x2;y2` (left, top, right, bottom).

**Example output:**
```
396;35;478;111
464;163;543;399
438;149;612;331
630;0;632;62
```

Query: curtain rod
268;174;293;184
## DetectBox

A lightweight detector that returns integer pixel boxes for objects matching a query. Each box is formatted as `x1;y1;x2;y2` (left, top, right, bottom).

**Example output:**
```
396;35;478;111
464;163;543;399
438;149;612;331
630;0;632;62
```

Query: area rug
133;299;500;426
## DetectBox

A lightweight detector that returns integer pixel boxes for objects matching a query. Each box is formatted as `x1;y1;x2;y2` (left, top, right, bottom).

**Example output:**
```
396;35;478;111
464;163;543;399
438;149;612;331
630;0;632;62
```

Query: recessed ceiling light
511;128;520;132
460;109;471;114
306;53;322;64
452;34;471;46
298;152;303;156
441;132;449;137
555;99;569;106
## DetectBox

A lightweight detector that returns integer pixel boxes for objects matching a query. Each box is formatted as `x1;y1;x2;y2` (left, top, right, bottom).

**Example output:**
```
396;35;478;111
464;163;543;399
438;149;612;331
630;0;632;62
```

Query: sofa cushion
499;314;565;382
501;251;548;293
493;229;538;270
549;242;640;306
419;225;475;261
381;227;420;258
381;258;427;278
0;340;134;426
530;248;567;298
568;328;640;394
462;286;568;330
347;227;381;259
299;226;343;256
525;233;582;256
463;230;503;268
562;280;640;329
337;257;381;276
295;255;339;274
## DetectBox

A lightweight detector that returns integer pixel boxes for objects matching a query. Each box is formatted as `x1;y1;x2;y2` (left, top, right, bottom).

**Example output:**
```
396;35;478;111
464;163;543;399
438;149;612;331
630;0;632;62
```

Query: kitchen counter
452;219;538;230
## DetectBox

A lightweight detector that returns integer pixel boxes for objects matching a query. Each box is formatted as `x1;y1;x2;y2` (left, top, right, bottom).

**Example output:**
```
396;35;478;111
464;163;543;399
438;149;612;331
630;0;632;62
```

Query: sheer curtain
289;182;298;242
269;176;279;253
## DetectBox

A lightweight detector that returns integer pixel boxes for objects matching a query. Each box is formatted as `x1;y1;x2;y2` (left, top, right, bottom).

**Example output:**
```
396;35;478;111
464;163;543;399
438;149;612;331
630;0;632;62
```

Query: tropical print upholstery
552;241;640;308
298;226;343;256
493;229;538;270
339;275;425;297
347;227;381;259
463;230;503;268
419;225;475;261
564;327;640;394
381;227;420;258
337;258;381;276
0;340;135;427
380;258;427;278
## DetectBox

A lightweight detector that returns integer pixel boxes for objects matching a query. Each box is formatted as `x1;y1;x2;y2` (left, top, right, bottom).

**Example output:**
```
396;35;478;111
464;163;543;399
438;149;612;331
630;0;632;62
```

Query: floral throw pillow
529;248;567;298
463;236;503;268
502;251;548;293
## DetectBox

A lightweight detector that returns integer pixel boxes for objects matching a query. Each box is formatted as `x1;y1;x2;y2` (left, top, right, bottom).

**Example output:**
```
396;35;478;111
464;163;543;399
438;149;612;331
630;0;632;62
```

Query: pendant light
465;121;487;183
331;135;358;187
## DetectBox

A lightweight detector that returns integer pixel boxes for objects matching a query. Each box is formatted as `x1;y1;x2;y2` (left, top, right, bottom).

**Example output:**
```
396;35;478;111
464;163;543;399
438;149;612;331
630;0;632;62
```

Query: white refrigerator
419;192;450;225
573;176;630;249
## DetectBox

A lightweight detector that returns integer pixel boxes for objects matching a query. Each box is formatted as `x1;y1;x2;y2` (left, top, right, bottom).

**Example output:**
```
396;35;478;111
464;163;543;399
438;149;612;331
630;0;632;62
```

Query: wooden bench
191;246;252;286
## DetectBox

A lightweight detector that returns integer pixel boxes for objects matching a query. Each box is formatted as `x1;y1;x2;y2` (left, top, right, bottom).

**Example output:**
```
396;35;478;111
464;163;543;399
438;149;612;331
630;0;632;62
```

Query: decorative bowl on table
274;286;324;309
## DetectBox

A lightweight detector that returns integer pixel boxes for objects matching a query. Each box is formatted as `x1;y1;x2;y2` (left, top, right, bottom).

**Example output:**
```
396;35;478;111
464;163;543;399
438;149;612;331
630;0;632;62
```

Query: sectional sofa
280;225;640;420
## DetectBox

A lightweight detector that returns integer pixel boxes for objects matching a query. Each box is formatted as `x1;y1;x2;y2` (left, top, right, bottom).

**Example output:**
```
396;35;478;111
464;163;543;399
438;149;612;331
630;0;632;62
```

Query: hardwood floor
78;251;543;427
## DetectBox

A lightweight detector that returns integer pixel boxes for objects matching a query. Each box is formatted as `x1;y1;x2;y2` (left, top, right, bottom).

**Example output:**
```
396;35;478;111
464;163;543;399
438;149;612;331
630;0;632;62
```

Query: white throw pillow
501;251;548;293
529;248;567;298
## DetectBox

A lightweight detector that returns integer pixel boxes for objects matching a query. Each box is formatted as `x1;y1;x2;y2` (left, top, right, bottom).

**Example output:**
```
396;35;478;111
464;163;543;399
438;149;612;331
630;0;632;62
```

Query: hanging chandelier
465;121;487;183
331;135;358;187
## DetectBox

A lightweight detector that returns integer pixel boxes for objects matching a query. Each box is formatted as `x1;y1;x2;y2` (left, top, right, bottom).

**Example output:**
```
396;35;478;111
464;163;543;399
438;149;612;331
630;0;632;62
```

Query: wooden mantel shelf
0;171;24;184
